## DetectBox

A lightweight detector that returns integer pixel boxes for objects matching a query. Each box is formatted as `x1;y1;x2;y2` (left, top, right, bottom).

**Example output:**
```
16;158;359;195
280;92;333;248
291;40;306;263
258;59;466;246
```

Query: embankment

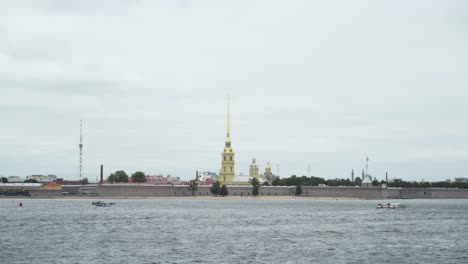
11;184;467;199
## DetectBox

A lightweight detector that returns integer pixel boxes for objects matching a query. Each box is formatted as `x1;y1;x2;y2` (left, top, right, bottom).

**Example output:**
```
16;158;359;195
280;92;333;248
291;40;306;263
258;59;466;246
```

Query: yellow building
41;183;62;190
219;97;235;184
265;162;272;175
249;158;259;178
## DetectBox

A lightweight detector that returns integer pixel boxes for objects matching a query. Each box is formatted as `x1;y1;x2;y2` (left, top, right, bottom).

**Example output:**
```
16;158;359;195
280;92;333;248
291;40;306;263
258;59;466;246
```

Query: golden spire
227;95;230;137
225;96;231;147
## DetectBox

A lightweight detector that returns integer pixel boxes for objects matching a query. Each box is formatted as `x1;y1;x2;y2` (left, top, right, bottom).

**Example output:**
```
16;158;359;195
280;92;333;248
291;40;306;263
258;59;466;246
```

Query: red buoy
19;202;23;207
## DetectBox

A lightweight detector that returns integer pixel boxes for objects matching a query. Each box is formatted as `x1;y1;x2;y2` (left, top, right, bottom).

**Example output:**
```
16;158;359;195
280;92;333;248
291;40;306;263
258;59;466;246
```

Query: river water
1;198;467;264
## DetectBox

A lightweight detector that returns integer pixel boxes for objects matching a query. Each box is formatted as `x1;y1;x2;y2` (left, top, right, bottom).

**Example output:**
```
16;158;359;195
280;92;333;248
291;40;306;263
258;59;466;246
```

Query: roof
0;183;42;187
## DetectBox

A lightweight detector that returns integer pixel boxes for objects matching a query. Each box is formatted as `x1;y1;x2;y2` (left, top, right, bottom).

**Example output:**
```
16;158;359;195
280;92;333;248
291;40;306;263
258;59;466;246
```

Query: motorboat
92;201;115;207
377;203;406;209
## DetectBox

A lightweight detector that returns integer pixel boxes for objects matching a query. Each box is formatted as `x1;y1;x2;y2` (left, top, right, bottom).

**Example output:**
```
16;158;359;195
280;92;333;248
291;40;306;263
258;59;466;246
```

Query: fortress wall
399;188;432;199
383;188;401;199
228;186;295;196
302;187;384;199
97;185;176;197
391;188;468;199
19;185;468;199
29;190;62;197
95;185;295;197
428;188;468;199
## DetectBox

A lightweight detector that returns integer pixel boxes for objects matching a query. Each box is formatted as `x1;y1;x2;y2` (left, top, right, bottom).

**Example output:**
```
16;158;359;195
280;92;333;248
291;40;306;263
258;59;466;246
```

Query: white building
362;174;373;187
26;174;57;183
7;176;24;183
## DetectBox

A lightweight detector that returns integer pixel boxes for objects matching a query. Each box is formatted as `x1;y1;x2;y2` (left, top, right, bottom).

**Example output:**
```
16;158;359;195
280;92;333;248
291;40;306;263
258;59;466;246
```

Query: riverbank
1;196;361;200
3;185;468;199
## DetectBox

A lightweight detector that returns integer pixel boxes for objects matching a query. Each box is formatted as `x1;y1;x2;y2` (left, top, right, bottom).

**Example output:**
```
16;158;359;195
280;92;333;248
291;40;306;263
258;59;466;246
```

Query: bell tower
249;158;259;178
219;97;235;184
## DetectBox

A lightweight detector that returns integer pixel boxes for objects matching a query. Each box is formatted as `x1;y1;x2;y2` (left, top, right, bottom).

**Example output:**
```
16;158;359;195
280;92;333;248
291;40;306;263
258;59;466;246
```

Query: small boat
377;203;406;209
92;201;115;207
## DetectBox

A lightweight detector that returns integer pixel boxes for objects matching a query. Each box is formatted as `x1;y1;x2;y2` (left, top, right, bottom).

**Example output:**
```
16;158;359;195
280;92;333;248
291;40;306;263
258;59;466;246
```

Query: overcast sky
1;0;467;182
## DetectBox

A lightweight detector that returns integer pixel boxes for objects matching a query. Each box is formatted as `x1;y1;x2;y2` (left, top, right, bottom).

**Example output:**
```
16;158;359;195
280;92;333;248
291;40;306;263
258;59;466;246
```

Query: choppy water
1;198;467;264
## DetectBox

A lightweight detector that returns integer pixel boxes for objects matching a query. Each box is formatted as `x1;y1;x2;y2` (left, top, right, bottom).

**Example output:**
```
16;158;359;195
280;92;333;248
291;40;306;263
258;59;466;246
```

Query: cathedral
218;98;277;185
219;97;235;184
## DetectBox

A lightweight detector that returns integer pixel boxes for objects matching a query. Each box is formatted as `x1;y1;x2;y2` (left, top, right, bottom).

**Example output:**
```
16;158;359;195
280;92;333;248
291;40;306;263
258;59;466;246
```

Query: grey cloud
0;0;466;181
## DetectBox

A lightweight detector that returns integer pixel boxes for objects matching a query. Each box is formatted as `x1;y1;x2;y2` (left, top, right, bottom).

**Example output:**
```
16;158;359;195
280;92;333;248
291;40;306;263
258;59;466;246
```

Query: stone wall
29;190;62;197
8;184;468;199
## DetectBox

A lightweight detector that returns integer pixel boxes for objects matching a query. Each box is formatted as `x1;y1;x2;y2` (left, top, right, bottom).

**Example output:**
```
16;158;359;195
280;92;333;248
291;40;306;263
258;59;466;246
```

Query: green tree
271;177;280;186
114;170;129;183
372;179;380;187
262;181;270;186
219;184;229;197
249;177;260;197
79;178;89;185
295;185;303;196
1;177;8;183
107;174;116;183
24;179;38;183
354;177;362;186
131;171;147;183
210;181;221;196
188;171;200;196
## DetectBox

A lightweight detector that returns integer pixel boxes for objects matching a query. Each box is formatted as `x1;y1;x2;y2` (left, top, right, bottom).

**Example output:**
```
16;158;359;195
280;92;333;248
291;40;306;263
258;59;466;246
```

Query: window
230;167;232;172
224;156;226;161
230;156;232;161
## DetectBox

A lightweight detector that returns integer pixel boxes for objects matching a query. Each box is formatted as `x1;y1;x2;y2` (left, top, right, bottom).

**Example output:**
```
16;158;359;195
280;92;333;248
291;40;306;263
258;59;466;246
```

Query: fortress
218;97;276;185
2;98;467;200
18;184;468;199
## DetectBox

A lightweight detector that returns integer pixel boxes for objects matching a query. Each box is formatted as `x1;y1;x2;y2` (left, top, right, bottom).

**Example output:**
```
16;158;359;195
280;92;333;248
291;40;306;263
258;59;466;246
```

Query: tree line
271;175;362;187
107;170;147;183
387;179;468;189
271;175;468;189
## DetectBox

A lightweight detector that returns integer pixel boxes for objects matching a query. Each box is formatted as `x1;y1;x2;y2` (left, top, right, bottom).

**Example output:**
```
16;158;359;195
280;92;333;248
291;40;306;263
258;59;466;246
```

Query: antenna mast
365;156;369;175
79;120;83;179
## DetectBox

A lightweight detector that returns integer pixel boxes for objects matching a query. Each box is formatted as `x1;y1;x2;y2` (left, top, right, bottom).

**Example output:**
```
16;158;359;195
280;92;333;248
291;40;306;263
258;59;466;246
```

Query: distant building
197;171;218;182
7;176;24;183
55;179;81;185
261;162;278;182
454;178;468;183
27;174;57;183
360;169;373;187
362;175;372;187
249;158;259;178
361;157;373;187
147;175;183;185
0;183;42;190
